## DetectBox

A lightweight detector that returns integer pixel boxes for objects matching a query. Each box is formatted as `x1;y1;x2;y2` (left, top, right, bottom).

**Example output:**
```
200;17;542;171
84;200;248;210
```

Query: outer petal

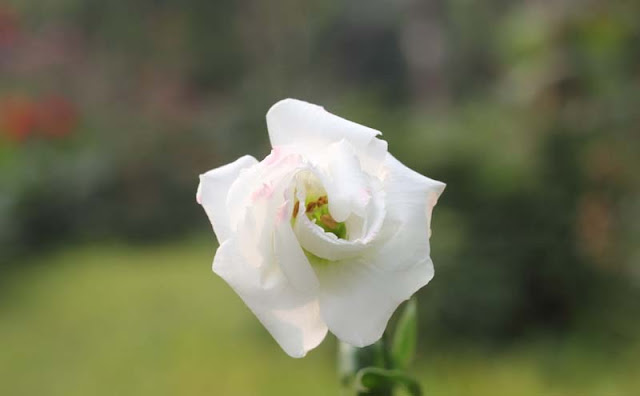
197;155;258;243
315;154;445;347
266;99;388;173
381;154;445;234
314;256;434;347
210;153;326;357
214;238;328;358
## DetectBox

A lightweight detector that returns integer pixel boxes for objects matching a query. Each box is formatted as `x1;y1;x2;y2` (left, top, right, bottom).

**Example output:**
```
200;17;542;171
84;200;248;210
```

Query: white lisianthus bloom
197;99;445;358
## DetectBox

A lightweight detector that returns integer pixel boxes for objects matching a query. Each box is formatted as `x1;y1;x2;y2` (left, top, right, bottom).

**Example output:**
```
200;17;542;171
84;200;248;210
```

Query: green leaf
391;299;417;370
355;367;422;396
337;341;387;386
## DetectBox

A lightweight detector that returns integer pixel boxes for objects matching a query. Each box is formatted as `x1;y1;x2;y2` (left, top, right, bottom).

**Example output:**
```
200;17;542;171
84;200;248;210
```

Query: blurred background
1;0;639;394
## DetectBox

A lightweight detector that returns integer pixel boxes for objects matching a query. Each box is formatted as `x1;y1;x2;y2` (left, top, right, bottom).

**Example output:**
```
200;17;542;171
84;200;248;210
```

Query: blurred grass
1;237;638;396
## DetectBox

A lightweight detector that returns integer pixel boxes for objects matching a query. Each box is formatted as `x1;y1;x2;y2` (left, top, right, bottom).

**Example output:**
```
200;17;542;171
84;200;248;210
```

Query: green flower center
293;194;347;239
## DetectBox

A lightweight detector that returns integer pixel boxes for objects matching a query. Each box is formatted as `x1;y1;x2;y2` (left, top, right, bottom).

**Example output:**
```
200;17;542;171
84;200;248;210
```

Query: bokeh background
1;0;639;395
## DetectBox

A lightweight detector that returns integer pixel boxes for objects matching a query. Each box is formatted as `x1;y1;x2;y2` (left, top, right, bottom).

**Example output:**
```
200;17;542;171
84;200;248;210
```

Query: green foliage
390;300;417;370
338;341;388;388
356;368;421;396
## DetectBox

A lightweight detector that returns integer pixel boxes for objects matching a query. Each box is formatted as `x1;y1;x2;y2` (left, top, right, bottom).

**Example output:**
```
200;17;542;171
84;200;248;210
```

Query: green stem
338;337;393;395
338;297;423;395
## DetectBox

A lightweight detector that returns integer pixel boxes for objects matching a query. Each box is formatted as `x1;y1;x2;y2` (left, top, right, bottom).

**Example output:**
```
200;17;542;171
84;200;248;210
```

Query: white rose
197;99;445;357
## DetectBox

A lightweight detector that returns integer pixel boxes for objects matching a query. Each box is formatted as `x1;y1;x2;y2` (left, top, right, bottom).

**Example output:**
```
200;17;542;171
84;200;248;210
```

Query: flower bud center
297;194;347;239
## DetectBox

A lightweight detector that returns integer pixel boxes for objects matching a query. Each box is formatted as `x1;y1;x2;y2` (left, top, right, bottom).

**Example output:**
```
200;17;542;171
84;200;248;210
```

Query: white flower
197;99;445;357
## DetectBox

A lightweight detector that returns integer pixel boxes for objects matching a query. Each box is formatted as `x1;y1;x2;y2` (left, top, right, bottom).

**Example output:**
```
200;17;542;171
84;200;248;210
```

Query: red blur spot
1;94;79;142
0;97;38;142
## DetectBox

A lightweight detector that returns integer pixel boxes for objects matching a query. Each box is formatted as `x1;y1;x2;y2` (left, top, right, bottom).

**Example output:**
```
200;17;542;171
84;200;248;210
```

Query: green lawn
1;238;638;395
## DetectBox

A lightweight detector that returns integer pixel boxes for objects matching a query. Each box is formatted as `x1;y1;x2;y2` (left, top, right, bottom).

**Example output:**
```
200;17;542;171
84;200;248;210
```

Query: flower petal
315;256;434;347
324;140;370;222
197;155;258;243
274;201;320;293
266;99;388;173
290;156;387;262
225;150;304;235
294;212;371;261
213;238;328;358
315;153;445;347
381;154;445;232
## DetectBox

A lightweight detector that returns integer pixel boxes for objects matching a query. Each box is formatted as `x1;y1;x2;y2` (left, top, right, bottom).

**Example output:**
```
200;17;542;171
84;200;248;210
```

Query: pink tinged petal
226;151;303;231
251;182;274;202
213;239;328;358
275;200;289;223
217;159;324;355
264;146;284;166
197;155;258;243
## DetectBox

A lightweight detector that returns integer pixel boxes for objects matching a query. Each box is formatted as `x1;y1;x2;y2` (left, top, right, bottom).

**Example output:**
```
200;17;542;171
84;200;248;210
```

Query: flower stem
337;298;423;395
339;338;393;395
